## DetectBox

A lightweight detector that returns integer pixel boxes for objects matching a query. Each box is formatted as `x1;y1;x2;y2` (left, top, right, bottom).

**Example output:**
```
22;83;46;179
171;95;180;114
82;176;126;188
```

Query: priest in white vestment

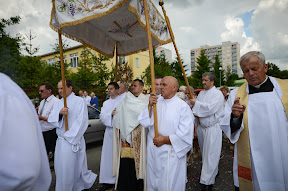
138;76;194;191
113;79;148;191
220;51;288;191
48;80;96;191
99;82;124;191
0;73;51;191
190;72;224;190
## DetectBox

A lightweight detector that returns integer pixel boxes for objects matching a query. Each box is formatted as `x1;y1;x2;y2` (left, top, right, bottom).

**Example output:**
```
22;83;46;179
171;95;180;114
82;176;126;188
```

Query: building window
118;56;127;63
70;53;78;68
57;55;67;64
48;58;56;65
136;58;140;68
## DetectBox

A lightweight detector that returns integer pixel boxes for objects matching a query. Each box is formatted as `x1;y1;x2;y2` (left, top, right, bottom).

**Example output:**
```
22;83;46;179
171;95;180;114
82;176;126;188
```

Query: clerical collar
253;76;268;88
248;77;274;94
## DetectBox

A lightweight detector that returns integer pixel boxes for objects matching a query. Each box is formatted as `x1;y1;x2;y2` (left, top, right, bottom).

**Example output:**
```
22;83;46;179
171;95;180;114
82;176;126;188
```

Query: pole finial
159;0;164;6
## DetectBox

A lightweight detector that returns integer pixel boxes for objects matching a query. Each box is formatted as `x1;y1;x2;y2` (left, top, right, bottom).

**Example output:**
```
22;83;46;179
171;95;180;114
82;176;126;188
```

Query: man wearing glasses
38;82;58;166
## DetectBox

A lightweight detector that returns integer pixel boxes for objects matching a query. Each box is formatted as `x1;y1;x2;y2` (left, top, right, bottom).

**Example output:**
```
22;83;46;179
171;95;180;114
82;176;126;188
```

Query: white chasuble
0;73;51;191
220;77;288;191
138;95;194;191
48;94;96;191
99;95;124;184
192;86;224;185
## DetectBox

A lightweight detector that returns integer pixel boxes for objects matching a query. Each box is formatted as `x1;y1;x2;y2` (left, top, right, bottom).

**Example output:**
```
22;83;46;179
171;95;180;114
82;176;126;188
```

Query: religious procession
1;0;288;191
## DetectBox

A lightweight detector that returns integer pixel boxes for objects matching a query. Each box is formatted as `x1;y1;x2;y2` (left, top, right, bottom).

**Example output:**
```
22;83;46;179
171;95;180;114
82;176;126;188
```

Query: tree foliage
212;54;224;87
0;16;22;82
191;50;211;88
23;29;39;56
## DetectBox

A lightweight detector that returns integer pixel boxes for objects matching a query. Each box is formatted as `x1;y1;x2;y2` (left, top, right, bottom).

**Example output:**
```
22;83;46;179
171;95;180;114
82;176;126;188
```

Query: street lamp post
219;66;222;87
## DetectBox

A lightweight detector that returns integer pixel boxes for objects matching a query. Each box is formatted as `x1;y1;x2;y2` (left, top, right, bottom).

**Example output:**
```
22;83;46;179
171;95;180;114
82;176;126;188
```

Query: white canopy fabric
50;0;171;57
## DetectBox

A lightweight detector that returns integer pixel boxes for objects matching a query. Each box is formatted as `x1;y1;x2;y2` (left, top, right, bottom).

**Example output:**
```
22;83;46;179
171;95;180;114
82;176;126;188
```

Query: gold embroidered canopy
50;0;171;57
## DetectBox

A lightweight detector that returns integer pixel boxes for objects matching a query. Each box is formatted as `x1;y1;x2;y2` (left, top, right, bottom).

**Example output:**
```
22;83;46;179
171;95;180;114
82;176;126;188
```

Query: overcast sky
1;0;288;74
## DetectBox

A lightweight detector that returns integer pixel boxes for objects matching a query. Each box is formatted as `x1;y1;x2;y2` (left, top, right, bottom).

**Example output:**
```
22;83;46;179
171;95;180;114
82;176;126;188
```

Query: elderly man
117;81;127;99
38;82;58;164
190;72;224;191
99;82;124;191
220;51;288;191
48;80;96;191
138;76;194;191
78;90;84;97
83;90;91;106
0;73;51;191
113;79;148;191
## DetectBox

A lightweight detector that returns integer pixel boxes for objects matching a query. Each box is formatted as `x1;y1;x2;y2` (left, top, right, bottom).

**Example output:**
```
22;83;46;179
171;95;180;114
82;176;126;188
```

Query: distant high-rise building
190;41;241;76
155;47;172;63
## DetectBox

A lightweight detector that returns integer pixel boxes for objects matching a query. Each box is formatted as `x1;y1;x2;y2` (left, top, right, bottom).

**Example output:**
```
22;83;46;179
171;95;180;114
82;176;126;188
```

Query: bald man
138;76;194;191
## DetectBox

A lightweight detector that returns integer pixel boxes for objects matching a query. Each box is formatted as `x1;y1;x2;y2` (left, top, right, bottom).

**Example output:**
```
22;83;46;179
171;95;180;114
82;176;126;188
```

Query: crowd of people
1;51;288;191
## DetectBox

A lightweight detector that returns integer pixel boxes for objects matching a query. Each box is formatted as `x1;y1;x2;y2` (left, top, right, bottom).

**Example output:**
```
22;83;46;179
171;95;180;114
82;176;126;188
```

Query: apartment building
190;41;241;76
155;46;172;63
39;45;150;82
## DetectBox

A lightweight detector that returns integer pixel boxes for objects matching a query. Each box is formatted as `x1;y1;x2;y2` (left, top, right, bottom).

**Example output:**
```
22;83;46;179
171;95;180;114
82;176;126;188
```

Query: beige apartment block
39;44;150;84
190;41;241;76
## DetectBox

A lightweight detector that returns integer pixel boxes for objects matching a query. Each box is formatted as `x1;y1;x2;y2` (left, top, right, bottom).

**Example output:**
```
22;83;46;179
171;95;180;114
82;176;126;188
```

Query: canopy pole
58;31;69;131
143;0;158;137
114;45;118;82
159;0;194;99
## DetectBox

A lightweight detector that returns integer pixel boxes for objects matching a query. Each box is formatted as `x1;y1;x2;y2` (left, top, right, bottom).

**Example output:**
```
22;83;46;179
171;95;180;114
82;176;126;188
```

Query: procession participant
155;76;162;96
38;82;58;163
48;80;96;191
220;51;288;191
190;72;224;191
0;73;51;191
99;82;123;191
138;76;194;191
117;81;127;99
113;79;149;191
83;90;91;106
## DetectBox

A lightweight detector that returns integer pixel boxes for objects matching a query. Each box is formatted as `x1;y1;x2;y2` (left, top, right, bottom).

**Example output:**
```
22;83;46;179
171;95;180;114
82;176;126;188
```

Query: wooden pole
143;0;158;137
159;0;194;99
58;31;69;131
114;45;118;82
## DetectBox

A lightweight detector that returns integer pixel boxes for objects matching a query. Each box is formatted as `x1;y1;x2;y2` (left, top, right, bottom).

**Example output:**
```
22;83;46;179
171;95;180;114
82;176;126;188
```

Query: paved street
49;138;235;191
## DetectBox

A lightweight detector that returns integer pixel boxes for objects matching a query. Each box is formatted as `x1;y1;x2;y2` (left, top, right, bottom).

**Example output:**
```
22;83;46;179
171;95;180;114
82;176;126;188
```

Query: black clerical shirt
230;77;274;134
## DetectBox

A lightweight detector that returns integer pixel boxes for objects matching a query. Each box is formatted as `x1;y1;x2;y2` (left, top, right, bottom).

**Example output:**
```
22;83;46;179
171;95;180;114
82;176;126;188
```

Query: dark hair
108;82;119;89
58;79;73;88
40;82;53;91
133;79;144;86
202;72;216;82
155;76;163;80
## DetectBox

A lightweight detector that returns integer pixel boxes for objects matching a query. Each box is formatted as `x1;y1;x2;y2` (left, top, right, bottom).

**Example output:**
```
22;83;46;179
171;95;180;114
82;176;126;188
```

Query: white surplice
138;95;194;191
48;93;96;191
38;94;58;132
0;73;51;191
99;95;124;184
192;86;224;185
220;77;288;191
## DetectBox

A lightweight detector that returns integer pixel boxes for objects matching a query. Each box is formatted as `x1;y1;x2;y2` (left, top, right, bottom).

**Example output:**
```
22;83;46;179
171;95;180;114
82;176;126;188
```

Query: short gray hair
202;72;216;82
240;51;266;66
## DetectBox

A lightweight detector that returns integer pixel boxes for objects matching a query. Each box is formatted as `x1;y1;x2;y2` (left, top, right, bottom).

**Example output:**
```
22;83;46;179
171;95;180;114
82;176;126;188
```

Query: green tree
141;49;172;86
0;16;22;82
191;50;211;88
224;66;239;86
171;56;188;86
17;56;43;88
212;54;223;87
279;70;288;79
70;48;96;89
92;53;111;88
266;62;281;78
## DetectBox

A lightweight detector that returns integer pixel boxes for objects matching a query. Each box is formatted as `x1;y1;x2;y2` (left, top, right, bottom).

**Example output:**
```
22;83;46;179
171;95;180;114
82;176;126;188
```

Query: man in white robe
138;76;194;191
0;73;51;191
99;82;124;191
220;51;288;191
48;80;96;191
190;72;224;191
113;79;148;191
155;77;162;96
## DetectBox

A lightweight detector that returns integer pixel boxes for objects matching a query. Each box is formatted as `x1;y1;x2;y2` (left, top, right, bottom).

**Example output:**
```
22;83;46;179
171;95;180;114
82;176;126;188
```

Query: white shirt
83;95;91;106
38;94;58;132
